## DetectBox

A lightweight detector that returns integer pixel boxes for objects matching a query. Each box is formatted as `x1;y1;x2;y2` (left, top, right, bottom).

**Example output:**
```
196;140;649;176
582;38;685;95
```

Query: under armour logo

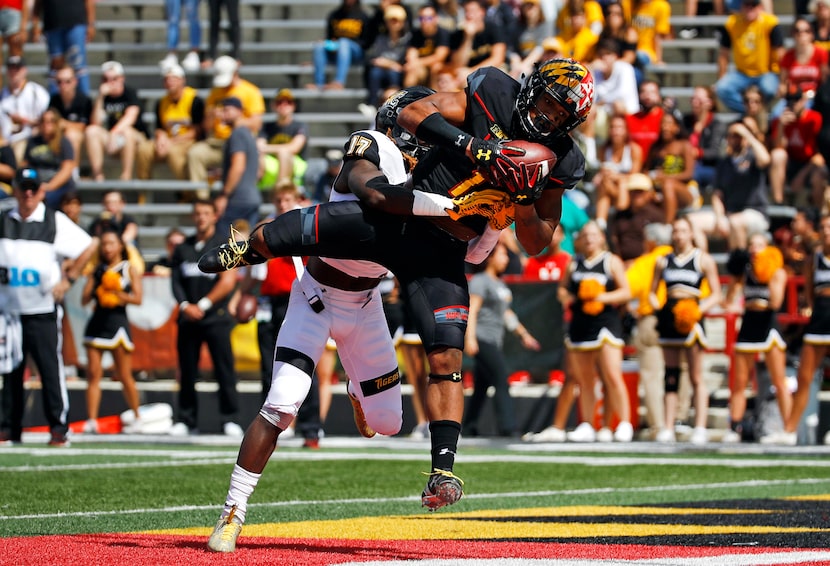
515;194;528;202
476;149;492;161
451;372;462;382
439;448;456;456
455;134;467;148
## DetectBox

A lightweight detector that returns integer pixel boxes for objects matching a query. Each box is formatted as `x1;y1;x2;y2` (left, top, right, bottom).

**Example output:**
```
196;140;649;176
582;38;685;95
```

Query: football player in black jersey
200;60;596;510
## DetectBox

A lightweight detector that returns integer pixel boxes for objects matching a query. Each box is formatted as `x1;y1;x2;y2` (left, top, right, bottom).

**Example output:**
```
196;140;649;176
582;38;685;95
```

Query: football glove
471;139;550;206
488;204;515;230
448;189;511;222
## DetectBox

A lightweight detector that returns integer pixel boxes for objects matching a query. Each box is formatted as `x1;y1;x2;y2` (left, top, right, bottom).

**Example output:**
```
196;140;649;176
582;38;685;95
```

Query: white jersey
0;203;92;315
322;130;407;279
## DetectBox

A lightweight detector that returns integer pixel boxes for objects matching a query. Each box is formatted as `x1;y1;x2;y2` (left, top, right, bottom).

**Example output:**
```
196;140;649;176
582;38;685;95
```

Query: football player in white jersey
207;87;439;553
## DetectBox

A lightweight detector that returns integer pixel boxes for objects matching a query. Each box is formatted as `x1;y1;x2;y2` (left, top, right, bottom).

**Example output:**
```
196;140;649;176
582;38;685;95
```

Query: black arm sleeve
352;174;415;216
414;112;472;154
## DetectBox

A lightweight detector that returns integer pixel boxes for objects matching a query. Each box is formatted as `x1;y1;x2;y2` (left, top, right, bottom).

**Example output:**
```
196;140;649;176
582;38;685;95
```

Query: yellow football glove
489;203;515;230
448;189;512;222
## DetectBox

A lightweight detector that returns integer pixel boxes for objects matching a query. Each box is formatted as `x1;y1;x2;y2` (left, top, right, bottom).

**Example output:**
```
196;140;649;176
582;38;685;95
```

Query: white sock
224;464;262;523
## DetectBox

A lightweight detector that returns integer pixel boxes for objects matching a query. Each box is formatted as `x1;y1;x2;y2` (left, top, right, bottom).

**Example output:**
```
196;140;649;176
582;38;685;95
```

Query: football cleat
421;469;464;511
198;226;265;273
348;389;376;438
207;505;243;553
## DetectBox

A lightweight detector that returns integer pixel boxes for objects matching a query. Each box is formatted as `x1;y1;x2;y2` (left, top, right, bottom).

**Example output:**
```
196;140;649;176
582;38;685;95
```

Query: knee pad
262;361;312;425
664;367;681;393
356;369;403;436
258;405;296;430
364;407;402;436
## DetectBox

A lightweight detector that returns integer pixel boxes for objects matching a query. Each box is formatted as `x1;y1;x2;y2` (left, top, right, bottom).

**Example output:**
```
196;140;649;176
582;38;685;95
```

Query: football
235;293;258;324
481;140;557;205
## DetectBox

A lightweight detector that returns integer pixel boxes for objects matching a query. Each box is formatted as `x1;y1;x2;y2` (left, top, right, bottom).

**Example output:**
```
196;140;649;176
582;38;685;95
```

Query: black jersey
743;265;771;304
661;250;704;297
812;253;830;293
411;67;586;235
567;251;617;295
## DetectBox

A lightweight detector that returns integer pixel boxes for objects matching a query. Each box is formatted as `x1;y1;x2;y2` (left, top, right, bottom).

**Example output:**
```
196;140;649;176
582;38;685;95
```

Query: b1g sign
0;267;40;287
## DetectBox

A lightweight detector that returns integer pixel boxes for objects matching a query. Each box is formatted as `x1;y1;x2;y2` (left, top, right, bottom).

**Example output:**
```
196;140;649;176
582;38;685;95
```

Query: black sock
429;420;461;471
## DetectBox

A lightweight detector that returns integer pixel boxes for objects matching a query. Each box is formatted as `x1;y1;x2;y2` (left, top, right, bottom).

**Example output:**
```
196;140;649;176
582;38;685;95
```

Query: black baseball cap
13;168;40;191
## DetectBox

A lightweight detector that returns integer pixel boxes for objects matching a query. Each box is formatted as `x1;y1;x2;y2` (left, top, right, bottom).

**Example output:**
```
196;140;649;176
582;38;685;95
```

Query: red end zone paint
4;535;829;566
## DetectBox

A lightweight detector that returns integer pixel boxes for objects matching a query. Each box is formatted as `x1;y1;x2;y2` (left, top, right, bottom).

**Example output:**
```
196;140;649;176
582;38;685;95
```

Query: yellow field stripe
151;505;820;540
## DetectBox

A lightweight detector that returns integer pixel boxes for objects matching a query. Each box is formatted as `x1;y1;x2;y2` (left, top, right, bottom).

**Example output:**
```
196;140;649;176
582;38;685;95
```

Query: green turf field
3;437;830;540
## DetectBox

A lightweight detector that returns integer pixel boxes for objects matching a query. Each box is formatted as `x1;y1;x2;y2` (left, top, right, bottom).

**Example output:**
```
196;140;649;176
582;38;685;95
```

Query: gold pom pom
582;300;604;315
578;279;605;301
101;270;122;291
752;246;784;284
672;298;701;334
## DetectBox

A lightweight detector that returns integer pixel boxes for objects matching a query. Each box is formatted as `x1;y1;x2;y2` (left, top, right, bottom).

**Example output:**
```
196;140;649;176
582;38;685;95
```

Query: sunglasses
795;27;812;33
102;75;122;82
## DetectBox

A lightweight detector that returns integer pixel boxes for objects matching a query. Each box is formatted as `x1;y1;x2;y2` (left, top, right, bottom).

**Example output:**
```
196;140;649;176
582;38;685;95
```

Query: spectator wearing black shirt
0;135;16;198
308;0;371;90
31;0;95;95
48;65;91;174
450;0;507;82
21;108;75;209
403;4;451;88
88;189;139;247
85;61;148;181
363;5;412;106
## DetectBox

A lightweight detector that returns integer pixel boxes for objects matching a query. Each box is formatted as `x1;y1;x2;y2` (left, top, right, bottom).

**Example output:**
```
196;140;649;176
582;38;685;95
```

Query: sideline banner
65;276;565;378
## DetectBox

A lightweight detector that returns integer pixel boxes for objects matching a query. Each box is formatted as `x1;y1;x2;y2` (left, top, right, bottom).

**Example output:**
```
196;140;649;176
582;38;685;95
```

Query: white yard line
4;445;830;471
2;477;830;522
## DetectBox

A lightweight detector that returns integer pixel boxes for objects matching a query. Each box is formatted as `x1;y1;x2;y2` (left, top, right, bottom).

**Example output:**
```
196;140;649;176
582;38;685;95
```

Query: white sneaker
596;427;614;443
655;428;676;443
614;421;634;443
721;430;741;444
182;51;200;72
160;53;178;70
122;418;144;435
279;426;295;439
523;426;566;443
690;426;708;445
567;422;596;443
83;419;98;434
223;422;244;438
169;422;192;437
759;431;797;446
824;430;830;445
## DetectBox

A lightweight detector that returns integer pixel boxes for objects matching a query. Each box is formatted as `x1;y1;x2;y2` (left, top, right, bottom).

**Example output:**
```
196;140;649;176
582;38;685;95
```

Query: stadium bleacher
15;0;795;258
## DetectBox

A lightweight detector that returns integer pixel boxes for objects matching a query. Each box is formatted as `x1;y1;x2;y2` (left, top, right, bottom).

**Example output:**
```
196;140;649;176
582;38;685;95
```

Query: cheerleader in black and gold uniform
650;217;722;444
81;227;143;433
558;222;633;443
723;233;792;444
768;214;830;445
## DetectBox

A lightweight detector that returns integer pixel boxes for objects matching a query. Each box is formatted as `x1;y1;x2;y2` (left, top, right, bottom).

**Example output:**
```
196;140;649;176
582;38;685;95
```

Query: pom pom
672;298;701;335
752;245;784;284
101;270;122;291
582;300;604;315
726;248;751;278
96;286;120;308
578;279;605;301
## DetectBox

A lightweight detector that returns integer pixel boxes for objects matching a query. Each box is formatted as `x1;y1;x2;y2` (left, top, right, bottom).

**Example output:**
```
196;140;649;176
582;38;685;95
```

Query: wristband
179;301;190;311
412;190;452;216
415;112;472;153
197;297;213;312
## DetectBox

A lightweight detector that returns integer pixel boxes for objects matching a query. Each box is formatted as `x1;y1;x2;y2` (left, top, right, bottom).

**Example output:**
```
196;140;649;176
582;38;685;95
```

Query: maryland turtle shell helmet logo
515;58;595;141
